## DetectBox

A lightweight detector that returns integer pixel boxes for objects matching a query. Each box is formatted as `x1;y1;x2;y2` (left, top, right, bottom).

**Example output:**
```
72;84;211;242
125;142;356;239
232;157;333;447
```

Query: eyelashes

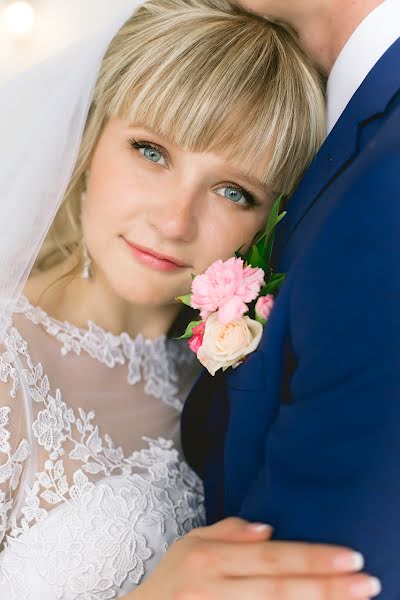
215;185;258;208
128;137;260;209
129;138;168;163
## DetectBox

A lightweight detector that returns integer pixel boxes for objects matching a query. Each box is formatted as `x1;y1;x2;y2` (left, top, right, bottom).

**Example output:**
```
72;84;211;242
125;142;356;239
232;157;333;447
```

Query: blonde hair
34;0;325;275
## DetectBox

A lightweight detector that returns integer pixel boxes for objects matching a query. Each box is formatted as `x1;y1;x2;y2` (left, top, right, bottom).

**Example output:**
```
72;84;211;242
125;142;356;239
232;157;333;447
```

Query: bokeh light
3;1;35;36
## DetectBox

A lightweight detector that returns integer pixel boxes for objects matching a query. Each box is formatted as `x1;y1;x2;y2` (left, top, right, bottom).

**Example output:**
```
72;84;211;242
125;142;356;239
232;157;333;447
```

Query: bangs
96;1;325;194
36;0;325;280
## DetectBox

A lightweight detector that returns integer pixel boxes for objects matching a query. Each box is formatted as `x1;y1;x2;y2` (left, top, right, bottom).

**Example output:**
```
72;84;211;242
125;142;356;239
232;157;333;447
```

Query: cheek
82;188;130;253
195;207;266;272
84;185;132;225
82;168;154;245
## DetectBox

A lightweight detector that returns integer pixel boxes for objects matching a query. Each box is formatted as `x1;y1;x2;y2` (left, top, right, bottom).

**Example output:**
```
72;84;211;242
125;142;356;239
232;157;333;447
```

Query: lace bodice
0;294;205;599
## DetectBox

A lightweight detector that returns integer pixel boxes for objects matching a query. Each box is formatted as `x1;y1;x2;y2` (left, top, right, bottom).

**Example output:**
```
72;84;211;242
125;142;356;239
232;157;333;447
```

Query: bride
0;0;370;598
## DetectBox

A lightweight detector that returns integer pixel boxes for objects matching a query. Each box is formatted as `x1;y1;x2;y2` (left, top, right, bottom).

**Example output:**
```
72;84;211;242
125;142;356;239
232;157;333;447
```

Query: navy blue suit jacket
181;39;400;597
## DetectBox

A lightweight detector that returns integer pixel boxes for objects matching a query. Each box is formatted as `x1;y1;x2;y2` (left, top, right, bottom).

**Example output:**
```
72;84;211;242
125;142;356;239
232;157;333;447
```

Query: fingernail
350;576;382;597
333;551;364;571
247;523;273;534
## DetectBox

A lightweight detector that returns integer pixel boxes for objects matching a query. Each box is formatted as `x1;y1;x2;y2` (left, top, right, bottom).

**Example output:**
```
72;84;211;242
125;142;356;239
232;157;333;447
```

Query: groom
182;0;400;596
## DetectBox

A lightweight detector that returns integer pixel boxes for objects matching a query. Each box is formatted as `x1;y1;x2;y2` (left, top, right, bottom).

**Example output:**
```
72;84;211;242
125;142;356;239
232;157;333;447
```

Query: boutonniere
176;195;287;376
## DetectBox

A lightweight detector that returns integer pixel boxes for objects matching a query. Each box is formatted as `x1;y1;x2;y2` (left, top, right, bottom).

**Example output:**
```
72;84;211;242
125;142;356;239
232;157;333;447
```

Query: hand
133;517;381;599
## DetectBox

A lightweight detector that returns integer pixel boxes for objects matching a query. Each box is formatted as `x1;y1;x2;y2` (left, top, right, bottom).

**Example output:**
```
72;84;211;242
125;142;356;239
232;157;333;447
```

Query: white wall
0;0;135;83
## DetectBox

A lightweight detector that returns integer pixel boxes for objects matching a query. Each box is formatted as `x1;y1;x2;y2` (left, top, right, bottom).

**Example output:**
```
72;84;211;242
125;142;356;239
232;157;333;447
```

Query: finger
192;517;273;543
190;573;381;600
197;539;365;576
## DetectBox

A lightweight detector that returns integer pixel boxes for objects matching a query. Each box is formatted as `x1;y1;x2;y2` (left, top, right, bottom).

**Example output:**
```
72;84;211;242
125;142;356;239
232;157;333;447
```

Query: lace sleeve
0;340;31;552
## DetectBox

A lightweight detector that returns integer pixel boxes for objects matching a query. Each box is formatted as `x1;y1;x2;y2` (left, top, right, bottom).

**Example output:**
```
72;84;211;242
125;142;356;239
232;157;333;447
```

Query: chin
108;272;187;307
97;247;192;306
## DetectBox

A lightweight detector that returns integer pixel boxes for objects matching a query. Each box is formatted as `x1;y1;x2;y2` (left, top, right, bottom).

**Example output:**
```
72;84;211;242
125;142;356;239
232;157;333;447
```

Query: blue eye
216;186;255;207
225;187;244;202
129;139;167;165
142;146;163;163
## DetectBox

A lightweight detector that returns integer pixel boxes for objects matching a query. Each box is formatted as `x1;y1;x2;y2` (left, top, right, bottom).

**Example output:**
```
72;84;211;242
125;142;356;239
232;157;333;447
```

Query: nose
148;186;200;243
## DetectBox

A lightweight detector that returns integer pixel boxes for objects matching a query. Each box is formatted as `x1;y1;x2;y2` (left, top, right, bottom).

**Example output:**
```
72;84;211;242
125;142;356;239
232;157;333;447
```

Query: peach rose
197;313;263;376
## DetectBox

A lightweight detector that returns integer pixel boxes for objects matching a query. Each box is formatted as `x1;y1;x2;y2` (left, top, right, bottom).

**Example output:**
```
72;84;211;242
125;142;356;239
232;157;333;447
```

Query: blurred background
0;0;134;83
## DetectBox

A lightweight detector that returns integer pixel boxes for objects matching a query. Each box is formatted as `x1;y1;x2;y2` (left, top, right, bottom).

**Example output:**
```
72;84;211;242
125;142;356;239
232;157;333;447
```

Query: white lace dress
0;294;205;600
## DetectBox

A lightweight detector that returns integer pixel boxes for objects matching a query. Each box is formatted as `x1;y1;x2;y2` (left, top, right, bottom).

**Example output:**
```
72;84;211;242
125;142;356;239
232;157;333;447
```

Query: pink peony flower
188;321;206;354
255;294;274;322
191;258;265;325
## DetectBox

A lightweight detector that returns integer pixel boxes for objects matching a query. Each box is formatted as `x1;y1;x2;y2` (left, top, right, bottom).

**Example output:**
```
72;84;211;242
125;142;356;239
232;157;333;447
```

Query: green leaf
247;244;265;270
176;320;203;340
261;272;286;296
175;294;192;307
264;195;286;267
242;194;286;272
269;193;285;223
255;313;267;326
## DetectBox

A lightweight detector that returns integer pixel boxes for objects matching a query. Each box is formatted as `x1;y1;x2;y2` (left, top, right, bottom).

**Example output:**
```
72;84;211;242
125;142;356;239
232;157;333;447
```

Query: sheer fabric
0;0;146;341
0;294;205;599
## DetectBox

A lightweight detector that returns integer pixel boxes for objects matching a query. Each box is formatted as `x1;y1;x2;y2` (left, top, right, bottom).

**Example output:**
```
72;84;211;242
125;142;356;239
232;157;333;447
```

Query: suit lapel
275;36;400;264
181;367;227;475
181;37;400;514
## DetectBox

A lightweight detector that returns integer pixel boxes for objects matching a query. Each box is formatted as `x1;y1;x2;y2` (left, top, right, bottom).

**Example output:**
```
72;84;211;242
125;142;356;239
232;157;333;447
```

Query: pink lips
122;237;189;272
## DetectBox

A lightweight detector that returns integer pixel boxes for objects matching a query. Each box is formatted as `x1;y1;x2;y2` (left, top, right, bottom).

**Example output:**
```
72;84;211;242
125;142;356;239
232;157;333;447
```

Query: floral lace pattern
1;439;204;600
14;294;196;411
0;300;205;599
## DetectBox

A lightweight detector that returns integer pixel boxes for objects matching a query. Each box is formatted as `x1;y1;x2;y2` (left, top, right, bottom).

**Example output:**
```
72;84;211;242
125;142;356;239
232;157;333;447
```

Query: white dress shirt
327;0;400;134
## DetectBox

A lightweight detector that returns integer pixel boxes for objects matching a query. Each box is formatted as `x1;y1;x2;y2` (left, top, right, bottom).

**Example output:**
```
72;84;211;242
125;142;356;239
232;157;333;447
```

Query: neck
277;0;384;74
